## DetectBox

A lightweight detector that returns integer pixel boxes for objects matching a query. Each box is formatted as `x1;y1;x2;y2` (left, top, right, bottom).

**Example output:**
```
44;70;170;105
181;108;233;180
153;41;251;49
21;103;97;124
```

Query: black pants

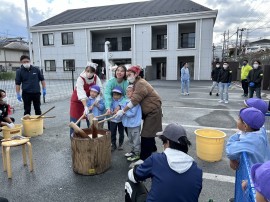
249;87;261;99
125;180;147;202
0;197;8;202
140;137;157;161
241;79;249;96
110;122;124;147
22;92;41;115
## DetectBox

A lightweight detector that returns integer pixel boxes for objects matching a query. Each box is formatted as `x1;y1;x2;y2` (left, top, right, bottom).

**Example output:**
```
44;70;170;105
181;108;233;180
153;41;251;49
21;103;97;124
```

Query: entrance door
156;62;166;80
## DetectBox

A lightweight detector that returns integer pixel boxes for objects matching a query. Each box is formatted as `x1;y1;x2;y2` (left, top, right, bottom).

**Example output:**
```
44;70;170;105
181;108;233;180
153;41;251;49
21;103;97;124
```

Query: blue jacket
122;100;142;128
110;97;126;123
226;129;270;165
181;67;190;81
132;149;202;202
15;65;44;93
86;97;105;120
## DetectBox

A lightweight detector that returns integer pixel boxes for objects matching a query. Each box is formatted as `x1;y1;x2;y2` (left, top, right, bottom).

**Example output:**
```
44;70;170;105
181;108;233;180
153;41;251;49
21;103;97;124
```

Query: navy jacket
217;68;232;83
134;151;202;202
15;65;44;93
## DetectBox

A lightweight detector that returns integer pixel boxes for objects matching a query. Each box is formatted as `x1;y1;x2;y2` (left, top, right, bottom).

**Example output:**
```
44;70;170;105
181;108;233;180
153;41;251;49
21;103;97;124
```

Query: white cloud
1;0;270;44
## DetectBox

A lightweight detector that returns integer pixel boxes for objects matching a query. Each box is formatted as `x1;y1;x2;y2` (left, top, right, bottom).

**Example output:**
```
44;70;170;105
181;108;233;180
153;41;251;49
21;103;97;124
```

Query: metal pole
104;41;110;81
222;31;226;61
234;27;239;60
24;0;33;62
71;68;75;91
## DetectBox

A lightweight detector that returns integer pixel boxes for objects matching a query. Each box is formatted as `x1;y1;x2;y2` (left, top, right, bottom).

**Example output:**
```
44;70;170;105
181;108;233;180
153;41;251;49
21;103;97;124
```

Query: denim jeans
219;82;229;101
210;81;218;93
181;80;190;93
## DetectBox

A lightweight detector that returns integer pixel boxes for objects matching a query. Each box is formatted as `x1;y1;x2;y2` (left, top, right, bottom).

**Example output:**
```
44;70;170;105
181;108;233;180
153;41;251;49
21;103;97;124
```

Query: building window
105;38;117;51
63;59;75;71
157;34;167;49
180;33;195;48
122;37;131;51
62;32;74;45
43;33;54;46
44;60;56;71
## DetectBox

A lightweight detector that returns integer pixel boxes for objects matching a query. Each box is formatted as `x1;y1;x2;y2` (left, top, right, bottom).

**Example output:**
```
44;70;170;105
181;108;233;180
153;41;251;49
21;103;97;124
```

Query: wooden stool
1;139;33;178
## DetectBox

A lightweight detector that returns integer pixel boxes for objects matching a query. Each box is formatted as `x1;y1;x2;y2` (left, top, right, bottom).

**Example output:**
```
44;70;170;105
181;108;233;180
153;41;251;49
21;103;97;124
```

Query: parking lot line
162;123;238;132
162;105;240;112
203;172;235;183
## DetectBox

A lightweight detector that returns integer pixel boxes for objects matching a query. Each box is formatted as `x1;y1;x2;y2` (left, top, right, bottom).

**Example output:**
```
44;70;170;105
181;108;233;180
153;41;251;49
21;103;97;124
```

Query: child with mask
226;107;270;170
217;62;232;104
122;85;142;162
209;62;221;96
110;86;126;151
0;89;15;131
247;60;264;98
86;85;105;128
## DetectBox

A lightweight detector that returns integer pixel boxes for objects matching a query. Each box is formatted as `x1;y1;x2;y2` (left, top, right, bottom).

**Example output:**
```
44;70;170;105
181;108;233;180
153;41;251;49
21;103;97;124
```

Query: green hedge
0;72;15;80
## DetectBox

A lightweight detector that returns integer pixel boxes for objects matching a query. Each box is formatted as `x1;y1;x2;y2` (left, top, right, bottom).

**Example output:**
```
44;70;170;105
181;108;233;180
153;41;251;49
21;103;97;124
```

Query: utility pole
239;28;246;55
222;31;226;61
24;0;33;62
226;30;229;58
234;27;239;60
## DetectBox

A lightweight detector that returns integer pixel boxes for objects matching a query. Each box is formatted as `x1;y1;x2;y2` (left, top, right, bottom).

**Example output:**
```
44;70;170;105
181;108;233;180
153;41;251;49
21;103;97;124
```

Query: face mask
243;62;247;66
216;65;220;68
86;72;94;79
127;76;135;83
253;64;259;69
23;63;31;68
2;97;7;102
223;65;228;69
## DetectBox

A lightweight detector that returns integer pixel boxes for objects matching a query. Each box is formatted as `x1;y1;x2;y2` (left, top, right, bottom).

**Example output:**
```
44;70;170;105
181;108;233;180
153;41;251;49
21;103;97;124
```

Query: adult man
125;123;202;202
15;55;46;115
209;62;221;96
240;59;252;97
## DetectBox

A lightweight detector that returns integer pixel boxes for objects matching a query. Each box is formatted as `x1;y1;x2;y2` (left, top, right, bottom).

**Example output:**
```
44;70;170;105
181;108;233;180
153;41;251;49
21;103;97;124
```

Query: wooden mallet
68;114;87;138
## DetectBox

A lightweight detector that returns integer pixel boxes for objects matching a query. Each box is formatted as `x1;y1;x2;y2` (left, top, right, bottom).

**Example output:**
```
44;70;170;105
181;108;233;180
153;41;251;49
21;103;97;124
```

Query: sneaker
181;93;185;95
118;144;123;150
216;93;219;96
218;100;224;103
129;159;144;168
127;155;140;162
186;93;189;96
125;152;134;157
111;144;117;152
209;92;212;96
224;100;229;104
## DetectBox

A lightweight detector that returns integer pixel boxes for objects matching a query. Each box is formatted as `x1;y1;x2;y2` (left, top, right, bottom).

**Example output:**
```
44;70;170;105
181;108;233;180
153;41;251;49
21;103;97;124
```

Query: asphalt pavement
0;80;269;202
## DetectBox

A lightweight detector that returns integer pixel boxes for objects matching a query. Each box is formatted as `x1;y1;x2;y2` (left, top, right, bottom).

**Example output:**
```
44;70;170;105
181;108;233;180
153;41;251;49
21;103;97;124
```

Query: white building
30;0;217;80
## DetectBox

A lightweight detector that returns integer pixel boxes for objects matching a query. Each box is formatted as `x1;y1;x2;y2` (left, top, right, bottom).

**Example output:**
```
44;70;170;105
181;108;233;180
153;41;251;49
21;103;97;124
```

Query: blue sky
1;0;270;45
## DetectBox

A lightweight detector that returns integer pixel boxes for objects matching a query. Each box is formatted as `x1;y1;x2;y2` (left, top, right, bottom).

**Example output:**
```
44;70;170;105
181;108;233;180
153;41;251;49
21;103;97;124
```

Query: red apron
70;75;97;119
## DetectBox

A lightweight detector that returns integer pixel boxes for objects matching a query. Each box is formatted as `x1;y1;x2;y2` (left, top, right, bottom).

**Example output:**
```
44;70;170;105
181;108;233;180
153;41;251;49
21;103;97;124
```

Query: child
217;62;232;104
226;107;270;170
250;161;270;202
110;86;126;151
86;85;105;128
244;98;268;115
122;85;142;162
0;89;15;130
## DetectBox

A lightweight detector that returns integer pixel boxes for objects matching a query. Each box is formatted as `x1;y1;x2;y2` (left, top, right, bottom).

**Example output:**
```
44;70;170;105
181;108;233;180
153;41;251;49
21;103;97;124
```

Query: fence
234;152;256;202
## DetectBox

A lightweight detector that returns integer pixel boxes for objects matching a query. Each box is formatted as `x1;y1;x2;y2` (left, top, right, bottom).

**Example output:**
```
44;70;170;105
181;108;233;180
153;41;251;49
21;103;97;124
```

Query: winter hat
112;86;123;94
86;62;98;69
156;123;187;144
251;161;270;200
90;85;100;93
244;98;268;115
127;65;141;75
126;85;134;90
239;107;265;130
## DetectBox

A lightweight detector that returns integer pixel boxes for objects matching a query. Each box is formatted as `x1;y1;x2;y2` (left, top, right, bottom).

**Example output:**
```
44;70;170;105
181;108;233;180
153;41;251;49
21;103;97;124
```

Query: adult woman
116;65;162;161
69;62;103;135
104;65;129;114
